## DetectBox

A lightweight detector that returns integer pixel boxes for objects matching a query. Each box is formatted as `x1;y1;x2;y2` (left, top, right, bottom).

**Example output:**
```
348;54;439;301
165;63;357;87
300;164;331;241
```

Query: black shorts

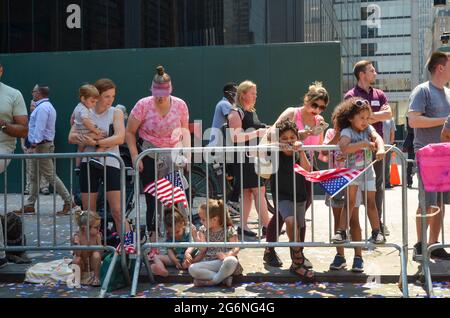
79;162;121;193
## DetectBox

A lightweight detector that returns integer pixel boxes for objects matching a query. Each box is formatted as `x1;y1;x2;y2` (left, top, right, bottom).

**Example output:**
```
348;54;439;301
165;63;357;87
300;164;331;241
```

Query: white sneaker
370;231;386;245
331;231;347;244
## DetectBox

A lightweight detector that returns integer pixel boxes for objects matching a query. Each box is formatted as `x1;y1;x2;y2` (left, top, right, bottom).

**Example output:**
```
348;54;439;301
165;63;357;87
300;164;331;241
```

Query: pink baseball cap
151;81;172;97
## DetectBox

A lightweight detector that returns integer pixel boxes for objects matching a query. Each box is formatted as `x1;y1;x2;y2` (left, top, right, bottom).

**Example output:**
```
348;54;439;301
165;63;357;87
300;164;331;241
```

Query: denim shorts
325;189;362;208
278;200;306;228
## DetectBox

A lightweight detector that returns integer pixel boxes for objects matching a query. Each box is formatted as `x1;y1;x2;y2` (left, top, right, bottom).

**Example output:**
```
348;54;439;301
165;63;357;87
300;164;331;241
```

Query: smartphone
310;121;329;135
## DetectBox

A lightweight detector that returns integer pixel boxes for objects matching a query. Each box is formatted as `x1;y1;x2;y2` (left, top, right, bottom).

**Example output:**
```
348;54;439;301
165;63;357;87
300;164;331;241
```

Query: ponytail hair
75;210;101;228
199;199;233;227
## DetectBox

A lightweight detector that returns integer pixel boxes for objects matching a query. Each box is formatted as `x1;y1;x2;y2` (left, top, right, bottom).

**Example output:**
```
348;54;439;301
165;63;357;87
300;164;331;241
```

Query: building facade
4;0;439;123
336;0;413;124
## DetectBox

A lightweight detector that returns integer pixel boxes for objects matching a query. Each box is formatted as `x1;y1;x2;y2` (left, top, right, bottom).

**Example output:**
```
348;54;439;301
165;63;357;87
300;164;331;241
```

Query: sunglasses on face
311;102;327;111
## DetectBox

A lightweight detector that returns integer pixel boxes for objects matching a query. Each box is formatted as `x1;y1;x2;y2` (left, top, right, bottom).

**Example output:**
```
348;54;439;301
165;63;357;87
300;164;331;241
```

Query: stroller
73;143;144;248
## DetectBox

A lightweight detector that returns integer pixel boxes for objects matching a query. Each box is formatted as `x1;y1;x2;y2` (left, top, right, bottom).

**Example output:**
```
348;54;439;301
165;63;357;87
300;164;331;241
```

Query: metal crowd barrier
0;152;128;298
130;145;410;298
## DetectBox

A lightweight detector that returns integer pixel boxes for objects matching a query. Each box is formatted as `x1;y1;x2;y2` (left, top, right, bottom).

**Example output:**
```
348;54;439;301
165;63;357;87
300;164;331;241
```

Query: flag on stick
144;171;188;208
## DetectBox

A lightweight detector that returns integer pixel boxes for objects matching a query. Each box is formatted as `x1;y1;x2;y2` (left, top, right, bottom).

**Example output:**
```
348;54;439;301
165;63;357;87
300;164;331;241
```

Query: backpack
416;142;450;192
0;212;31;264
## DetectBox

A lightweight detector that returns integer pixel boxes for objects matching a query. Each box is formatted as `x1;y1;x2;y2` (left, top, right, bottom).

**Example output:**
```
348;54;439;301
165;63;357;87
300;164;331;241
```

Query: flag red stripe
294;164;361;182
145;173;188;208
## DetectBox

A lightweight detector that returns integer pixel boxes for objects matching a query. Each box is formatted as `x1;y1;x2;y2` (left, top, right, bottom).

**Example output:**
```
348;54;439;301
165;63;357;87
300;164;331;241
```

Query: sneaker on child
263;248;283;267
351;256;364;273
331;230;347;244
329;254;347;270
370;230;386;245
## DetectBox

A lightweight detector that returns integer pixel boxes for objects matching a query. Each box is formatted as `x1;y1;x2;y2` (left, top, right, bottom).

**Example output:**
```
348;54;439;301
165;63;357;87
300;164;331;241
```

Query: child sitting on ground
189;199;243;287
269;118;314;281
72;84;107;168
72;210;102;286
150;207;199;277
332;98;386;245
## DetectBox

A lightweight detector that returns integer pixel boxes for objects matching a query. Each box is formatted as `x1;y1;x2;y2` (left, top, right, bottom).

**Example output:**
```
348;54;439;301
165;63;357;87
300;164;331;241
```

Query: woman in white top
68;79;131;245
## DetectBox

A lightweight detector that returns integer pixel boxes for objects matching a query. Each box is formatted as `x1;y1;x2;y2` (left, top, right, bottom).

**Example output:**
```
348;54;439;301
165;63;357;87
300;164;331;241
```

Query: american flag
294;164;361;196
144;171;188;208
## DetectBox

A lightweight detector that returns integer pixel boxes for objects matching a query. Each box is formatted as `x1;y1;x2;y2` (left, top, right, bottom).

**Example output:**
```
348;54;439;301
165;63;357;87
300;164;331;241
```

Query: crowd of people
0;51;449;286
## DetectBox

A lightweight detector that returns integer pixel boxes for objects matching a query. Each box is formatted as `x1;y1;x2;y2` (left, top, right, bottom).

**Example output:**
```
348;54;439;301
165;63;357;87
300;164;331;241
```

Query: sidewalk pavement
1;174;449;287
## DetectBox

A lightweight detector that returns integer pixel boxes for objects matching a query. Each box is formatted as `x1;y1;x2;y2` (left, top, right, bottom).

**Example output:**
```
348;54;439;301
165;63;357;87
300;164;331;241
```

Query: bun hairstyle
199;199;233;227
151;65;173;97
304;81;329;106
75;210;101;228
155;66;165;77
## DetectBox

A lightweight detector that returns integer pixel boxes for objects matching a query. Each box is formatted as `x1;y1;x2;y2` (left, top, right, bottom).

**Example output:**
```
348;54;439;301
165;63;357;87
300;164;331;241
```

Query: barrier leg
399;246;409;298
420;216;434;296
130;256;141;297
423;250;434;297
121;253;131;285
99;251;119;298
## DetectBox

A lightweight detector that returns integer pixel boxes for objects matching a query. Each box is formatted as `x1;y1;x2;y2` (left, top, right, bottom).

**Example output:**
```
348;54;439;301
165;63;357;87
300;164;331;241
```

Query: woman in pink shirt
126;66;191;256
263;82;330;269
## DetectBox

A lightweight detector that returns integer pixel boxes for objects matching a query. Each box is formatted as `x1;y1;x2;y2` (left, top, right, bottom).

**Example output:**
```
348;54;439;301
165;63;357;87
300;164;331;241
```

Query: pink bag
416;142;450;192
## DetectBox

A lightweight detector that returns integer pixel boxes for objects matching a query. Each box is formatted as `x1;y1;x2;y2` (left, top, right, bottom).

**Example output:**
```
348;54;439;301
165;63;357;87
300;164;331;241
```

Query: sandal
90;277;101;287
87;274;101;287
290;247;314;282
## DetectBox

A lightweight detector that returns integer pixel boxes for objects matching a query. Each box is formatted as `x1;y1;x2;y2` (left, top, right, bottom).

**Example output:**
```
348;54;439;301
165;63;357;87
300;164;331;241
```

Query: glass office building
337;0;418;125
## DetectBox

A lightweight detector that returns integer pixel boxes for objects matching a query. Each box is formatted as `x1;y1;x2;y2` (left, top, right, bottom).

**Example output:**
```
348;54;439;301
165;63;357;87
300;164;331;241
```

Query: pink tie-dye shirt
130;96;189;148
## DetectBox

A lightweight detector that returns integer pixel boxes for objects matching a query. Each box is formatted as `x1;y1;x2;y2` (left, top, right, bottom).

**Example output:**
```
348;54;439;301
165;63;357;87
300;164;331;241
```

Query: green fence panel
0;42;342;192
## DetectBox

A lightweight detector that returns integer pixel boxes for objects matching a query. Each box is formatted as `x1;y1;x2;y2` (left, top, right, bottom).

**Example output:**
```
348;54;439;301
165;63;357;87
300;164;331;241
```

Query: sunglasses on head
353;99;369;108
311;102;327;111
